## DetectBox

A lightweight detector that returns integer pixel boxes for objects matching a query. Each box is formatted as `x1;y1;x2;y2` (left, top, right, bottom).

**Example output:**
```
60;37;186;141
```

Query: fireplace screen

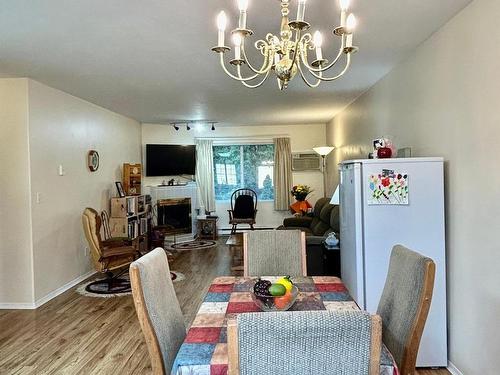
156;198;192;234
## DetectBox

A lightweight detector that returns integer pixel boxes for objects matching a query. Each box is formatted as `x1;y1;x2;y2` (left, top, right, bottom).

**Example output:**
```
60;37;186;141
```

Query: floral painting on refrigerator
368;172;409;205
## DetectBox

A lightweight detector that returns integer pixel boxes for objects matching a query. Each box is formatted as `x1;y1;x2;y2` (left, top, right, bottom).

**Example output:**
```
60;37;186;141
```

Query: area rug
76;271;186;298
167;240;217;251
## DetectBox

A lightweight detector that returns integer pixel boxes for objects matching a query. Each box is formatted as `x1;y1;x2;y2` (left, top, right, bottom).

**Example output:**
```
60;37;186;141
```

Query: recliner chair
82;207;140;294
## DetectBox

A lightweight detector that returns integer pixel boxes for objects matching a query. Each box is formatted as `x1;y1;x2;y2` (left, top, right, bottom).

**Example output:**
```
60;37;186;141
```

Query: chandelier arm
218;53;260;82
308;53;352;81
300;36;346;73
297;63;322;88
237;65;271;88
241;40;273;74
288;29;302;73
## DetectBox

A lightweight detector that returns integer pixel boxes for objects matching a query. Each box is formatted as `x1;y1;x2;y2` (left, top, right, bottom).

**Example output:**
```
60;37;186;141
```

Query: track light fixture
170;121;218;131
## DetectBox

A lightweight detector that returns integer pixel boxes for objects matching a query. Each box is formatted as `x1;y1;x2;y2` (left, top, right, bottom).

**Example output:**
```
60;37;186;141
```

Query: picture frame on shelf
115;181;126;198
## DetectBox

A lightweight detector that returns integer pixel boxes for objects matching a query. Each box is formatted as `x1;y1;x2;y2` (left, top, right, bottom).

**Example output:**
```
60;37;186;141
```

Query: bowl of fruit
251;276;299;311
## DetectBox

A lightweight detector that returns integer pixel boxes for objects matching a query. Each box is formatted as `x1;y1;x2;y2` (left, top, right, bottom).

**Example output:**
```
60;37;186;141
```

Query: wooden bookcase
109;195;151;250
123;163;142;196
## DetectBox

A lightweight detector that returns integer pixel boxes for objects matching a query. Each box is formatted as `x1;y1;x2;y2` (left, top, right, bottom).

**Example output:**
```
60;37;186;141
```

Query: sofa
277;197;340;276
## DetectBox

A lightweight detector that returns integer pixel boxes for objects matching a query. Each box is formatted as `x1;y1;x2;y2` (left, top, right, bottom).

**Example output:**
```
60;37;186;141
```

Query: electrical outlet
84;246;89;257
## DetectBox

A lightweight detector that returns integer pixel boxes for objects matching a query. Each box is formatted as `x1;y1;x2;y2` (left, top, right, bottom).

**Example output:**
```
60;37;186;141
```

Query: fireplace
157;198;192;234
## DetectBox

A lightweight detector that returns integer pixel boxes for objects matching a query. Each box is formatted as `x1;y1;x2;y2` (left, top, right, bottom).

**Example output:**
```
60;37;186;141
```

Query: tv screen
146;144;196;176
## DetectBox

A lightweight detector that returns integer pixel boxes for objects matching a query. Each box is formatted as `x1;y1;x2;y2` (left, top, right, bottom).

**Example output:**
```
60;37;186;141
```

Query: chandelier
211;0;358;90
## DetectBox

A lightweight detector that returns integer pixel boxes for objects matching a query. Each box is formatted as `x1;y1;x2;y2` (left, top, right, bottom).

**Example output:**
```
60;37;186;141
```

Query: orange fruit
274;291;292;309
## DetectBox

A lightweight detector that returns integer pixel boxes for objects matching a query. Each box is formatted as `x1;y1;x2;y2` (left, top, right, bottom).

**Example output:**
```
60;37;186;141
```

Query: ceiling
0;0;471;126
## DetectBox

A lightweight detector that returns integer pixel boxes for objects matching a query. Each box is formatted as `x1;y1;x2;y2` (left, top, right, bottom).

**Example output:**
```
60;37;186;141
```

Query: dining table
172;276;398;375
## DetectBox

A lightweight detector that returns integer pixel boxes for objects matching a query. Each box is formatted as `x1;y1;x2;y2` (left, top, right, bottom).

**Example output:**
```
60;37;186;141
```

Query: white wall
142;123;327;229
0;79;33;306
0;78;141;306
326;0;500;372
27;80;142;302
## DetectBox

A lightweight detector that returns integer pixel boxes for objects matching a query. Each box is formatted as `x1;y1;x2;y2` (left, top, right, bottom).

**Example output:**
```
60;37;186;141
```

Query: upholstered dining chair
82;208;139;294
377;245;436;375
243;230;307;277
228;188;258;234
228;310;382;375
130;248;186;375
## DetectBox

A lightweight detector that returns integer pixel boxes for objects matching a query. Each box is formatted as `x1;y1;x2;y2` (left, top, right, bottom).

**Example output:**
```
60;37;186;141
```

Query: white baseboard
0;271;96;310
447;361;464;375
34;270;96;308
0;302;36;309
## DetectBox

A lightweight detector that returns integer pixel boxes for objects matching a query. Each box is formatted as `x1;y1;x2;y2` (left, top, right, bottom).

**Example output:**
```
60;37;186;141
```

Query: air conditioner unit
292;152;321;171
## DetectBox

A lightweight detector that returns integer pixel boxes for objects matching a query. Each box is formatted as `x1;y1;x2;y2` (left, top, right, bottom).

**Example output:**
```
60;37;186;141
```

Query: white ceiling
0;0;471;126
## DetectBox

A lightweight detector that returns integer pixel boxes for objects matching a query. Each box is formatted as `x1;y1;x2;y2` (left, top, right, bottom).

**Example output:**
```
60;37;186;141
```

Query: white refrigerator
339;157;447;367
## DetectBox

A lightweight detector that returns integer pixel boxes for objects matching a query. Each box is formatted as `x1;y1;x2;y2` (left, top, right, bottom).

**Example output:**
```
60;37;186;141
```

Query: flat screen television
146;144;196;176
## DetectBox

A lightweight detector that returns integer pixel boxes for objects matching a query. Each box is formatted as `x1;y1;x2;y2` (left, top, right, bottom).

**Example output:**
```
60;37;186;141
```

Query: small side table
323;244;341;277
197;217;218;240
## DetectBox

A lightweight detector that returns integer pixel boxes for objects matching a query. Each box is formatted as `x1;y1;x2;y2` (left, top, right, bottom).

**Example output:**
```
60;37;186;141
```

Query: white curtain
274;137;293;211
195;140;216;213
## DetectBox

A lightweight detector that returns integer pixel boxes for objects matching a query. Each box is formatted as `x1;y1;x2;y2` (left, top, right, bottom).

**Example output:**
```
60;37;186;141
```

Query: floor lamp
313;146;335;198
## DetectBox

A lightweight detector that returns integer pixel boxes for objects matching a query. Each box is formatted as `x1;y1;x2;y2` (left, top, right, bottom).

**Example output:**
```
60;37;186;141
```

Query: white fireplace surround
146;183;199;241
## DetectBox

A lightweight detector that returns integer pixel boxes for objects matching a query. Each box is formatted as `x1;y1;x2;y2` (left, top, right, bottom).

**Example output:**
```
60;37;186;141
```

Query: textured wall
326;0;500;372
28;80;141;302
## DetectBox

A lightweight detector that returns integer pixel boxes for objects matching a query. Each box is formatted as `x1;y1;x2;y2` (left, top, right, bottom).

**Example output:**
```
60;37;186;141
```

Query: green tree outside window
213;144;275;201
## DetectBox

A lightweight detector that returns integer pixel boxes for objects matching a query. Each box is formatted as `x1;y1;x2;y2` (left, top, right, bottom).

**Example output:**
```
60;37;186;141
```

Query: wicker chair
243;230;307;277
82;208;139;294
130;248;186;375
377;245;436;375
228;310;382;375
228;189;258;234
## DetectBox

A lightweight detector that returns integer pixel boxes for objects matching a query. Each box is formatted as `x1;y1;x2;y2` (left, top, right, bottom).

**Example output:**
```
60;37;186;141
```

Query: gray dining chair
227;310;382;375
377;245;436;375
243;230;307;277
130;248;186;375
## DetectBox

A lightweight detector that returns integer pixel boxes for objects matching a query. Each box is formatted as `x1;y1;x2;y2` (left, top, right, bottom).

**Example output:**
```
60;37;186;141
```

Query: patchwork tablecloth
172;276;398;375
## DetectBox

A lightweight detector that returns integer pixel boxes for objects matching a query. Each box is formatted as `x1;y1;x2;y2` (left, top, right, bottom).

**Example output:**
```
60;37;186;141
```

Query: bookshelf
109;195;151;244
123;163;142;195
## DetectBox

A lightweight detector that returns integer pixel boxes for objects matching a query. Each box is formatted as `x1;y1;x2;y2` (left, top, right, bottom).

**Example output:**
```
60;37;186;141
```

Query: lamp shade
313;146;335;156
330;185;340;205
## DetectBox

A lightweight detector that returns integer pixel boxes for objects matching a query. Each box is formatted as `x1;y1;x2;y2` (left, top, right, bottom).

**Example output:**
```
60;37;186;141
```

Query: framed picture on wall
115;181;126;198
87;150;99;172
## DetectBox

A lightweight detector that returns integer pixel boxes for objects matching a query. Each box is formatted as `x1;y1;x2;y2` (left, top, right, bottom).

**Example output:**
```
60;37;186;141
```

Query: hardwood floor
0;239;449;374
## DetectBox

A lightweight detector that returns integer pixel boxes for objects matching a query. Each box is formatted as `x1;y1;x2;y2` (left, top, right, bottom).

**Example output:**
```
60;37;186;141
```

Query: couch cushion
313;198;330;218
276;226;313;235
319;203;334;223
311;220;331;236
330;205;340;233
282;216;313;228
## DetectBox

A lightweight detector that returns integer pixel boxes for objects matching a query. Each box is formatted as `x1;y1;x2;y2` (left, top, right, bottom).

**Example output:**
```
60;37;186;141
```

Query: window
213;144;274;201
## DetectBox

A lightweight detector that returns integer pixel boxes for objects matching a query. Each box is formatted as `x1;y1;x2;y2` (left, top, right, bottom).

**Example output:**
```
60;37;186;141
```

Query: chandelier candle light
212;0;358;90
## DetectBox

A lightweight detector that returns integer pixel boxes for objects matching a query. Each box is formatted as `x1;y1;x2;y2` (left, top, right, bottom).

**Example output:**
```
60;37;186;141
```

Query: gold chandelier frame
212;0;358;90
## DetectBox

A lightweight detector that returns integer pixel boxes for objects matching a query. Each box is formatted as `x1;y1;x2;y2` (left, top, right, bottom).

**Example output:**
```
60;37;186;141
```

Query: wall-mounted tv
145;144;196;176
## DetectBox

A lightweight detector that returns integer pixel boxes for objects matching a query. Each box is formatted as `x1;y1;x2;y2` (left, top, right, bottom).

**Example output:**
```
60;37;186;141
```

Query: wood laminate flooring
0;238;449;374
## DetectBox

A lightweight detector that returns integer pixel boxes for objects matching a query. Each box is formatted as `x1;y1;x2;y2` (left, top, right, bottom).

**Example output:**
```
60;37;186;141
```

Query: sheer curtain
195;140;216;213
273;137;293;211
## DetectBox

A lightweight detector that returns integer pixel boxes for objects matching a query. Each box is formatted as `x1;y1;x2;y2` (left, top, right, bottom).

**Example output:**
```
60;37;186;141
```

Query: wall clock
88;150;100;172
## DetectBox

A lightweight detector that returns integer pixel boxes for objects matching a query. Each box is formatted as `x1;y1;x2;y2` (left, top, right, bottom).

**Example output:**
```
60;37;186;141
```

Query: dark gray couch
277;197;340;275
